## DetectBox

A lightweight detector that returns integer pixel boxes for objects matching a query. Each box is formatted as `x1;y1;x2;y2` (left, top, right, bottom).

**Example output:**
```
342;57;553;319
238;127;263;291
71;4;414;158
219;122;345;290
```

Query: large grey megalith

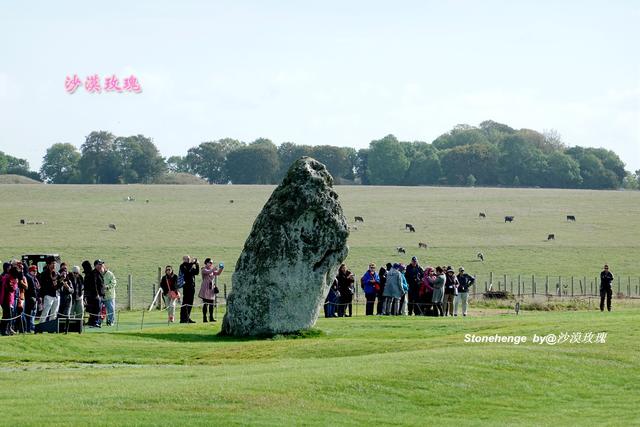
221;157;349;337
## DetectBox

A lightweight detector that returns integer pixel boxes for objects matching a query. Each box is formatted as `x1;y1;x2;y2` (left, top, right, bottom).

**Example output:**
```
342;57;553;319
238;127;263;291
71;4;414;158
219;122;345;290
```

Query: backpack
176;270;185;289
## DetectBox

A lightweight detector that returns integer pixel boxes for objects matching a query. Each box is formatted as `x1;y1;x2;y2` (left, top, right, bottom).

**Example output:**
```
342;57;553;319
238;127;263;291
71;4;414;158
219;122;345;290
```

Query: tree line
3;120;639;190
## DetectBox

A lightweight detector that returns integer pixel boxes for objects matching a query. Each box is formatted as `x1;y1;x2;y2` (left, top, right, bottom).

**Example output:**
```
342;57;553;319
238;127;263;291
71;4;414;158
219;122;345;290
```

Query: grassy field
1;184;639;306
1;308;639;425
1;184;639;425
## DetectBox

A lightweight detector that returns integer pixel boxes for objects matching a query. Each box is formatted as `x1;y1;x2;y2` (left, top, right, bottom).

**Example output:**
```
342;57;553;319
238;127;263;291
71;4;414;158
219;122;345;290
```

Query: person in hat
432;266;446;316
405;256;424;316
454;267;475;316
600;264;614;312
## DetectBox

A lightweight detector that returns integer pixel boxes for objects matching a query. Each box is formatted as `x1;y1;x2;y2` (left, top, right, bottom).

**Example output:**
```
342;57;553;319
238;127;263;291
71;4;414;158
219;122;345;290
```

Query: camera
219;262;224;269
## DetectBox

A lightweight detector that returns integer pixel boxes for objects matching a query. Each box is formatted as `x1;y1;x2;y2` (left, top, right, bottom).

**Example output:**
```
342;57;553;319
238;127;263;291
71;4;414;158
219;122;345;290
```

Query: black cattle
406;224;416;232
477;252;484;261
418;242;428;249
479;212;486;218
397;247;406;254
566;215;576;222
108;223;117;231
354;216;364;223
229;200;234;204
504;216;514;223
547;234;555;240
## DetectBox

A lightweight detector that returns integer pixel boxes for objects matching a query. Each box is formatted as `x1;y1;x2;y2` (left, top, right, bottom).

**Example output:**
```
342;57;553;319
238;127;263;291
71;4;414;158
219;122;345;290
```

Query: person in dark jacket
336;264;355;317
324;277;340;318
56;264;74;318
179;256;200;323
70;266;84;320
360;263;380;316
600;264;614;312
405;256;424;315
23;265;40;333
160;266;180;323
84;260;105;327
38;257;59;322
454;267;475;316
376;264;390;315
443;267;458;316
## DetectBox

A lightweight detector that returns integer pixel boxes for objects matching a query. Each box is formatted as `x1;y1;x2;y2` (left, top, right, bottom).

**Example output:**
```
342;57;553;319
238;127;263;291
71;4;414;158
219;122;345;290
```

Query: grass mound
0;174;42;184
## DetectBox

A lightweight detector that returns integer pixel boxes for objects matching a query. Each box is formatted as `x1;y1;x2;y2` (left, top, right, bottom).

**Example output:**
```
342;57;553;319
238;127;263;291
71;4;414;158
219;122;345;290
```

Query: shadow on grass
117;328;325;343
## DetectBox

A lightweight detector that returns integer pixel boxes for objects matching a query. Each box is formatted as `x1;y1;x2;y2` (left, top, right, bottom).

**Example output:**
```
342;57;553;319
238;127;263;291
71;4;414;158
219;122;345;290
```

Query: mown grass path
1;309;638;425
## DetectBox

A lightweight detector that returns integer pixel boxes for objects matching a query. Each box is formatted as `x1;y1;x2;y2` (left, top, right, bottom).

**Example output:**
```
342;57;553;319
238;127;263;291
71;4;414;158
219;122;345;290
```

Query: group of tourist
0;257;117;335
159;255;224;324
325;257;476;318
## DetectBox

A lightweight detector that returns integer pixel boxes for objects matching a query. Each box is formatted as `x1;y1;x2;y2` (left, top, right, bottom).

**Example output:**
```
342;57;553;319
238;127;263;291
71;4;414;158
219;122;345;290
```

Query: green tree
439;143;499;186
227;139;280;184
78;131;120;183
40;143;81;183
466;174;476;187
355;148;370;185
0;151;38;179
114;135;166;183
367;135;409;185
432;126;490;150
497;135;547;186
277;142;313;179
184;138;244;184
403;143;442;185
311;145;355;182
544;151;582;188
566;147;620;189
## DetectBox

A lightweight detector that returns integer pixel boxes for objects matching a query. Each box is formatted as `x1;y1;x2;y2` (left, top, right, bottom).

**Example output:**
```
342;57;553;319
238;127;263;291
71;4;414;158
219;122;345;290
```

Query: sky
1;0;639;172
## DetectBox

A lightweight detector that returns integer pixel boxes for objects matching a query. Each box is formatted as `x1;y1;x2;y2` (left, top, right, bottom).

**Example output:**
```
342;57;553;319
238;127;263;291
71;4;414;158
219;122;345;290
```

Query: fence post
128;274;133;310
545;276;549;295
583;276;586;295
532;275;535;296
157;267;162;310
503;274;507;293
628;276;631;297
517;275;520;295
558;276;561;296
489;272;493;289
571;276;574;297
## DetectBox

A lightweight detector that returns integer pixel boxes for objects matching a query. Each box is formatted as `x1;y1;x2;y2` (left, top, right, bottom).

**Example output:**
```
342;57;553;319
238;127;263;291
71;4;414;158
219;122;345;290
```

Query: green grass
1;184;639;306
1;308;638;425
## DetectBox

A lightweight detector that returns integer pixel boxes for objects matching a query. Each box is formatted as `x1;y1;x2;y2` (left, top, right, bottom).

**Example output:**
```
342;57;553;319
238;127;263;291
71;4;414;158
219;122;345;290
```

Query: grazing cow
145;199;149;203
547;234;555;240
566;215;576;222
418;242;428;249
477;252;484;261
397;247;406;254
20;219;25;224
504;216;514;223
229;200;234;204
108;224;117;231
405;224;416;232
479;212;486;218
354;216;364;223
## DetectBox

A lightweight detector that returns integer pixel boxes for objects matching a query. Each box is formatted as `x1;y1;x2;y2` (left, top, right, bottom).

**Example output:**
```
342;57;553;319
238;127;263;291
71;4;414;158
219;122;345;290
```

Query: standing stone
221;157;349;336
